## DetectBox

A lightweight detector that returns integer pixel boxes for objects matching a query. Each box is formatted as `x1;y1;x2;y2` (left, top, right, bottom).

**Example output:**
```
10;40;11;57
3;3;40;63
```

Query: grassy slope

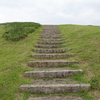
0;24;100;100
58;24;100;100
0;24;43;100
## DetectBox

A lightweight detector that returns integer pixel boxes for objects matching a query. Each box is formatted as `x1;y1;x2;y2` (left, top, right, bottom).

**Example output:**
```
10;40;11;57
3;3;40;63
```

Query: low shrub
2;22;41;41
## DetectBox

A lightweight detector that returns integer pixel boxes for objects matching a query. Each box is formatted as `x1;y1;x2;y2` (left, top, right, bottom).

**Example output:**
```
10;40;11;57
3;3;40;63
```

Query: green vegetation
0;23;100;100
0;23;43;100
58;24;100;99
2;22;41;41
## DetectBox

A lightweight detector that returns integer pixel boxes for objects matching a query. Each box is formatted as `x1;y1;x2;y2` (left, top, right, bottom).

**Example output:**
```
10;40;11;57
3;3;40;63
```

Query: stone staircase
32;54;73;59
20;25;90;100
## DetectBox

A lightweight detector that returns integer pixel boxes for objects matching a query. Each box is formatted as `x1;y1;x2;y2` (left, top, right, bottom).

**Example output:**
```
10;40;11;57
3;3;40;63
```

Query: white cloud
0;0;100;25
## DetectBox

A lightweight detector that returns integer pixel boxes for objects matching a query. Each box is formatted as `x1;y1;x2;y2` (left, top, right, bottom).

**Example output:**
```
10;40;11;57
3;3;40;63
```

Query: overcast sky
0;0;100;25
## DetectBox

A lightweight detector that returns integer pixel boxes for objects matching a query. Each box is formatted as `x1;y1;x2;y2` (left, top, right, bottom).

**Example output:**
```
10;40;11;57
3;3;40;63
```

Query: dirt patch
18;37;26;41
21;63;32;69
22;50;28;56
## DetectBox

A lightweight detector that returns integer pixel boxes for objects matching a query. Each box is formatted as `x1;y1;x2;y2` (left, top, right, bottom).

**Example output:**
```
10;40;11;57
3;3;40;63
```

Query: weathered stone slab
25;69;82;78
34;48;70;53
20;84;90;93
36;45;67;48
41;32;60;34
38;39;64;41
29;60;78;67
37;41;65;44
28;97;82;100
32;54;73;59
40;34;63;36
40;36;63;39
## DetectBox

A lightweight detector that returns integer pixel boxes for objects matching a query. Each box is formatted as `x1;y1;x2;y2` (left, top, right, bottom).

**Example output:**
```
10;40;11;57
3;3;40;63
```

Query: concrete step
29;60;78;67
32;54;73;59
40;36;63;39
37;41;65;44
42;31;60;34
38;39;64;41
25;69;82;78
20;84;90;93
40;35;62;37
28;97;82;100
41;32;60;34
34;48;70;53
36;44;67;48
40;33;63;35
40;35;63;38
41;33;61;35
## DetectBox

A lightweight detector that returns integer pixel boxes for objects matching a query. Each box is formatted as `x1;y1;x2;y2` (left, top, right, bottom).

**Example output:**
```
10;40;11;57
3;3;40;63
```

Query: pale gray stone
20;84;90;93
32;54;73;59
25;69;82;78
34;48;70;53
29;60;78;67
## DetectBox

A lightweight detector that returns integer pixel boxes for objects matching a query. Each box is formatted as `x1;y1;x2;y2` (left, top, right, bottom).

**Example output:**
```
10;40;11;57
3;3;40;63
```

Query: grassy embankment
0;23;100;100
58;24;100;100
0;22;43;100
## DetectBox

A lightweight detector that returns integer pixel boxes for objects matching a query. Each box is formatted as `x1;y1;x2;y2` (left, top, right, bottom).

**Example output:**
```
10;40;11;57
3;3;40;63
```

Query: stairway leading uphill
20;25;90;100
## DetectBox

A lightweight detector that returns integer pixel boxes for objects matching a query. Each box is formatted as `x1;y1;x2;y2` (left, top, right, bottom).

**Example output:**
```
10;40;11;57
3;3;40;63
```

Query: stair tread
29;60;78;67
36;45;67;48
26;69;82;72
32;54;73;55
34;48;70;53
20;84;90;86
25;69;82;78
32;54;73;59
34;48;70;50
29;60;78;62
38;39;64;41
28;97;82;100
37;41;65;43
20;84;90;93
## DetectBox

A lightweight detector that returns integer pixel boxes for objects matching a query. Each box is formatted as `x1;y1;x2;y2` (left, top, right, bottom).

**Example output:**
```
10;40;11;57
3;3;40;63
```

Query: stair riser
37;42;65;44
41;31;60;34
40;36;63;38
34;49;70;53
40;37;63;39
32;54;73;59
38;39;64;41
29;61;78;67
41;34;61;36
40;33;63;35
20;84;90;94
25;70;82;78
28;97;82;100
36;45;66;48
41;33;60;34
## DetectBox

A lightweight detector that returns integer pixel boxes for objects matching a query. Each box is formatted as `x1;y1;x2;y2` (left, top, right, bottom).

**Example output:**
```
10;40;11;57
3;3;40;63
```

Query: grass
58;24;100;100
0;23;43;100
0;23;100;100
2;22;41;41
